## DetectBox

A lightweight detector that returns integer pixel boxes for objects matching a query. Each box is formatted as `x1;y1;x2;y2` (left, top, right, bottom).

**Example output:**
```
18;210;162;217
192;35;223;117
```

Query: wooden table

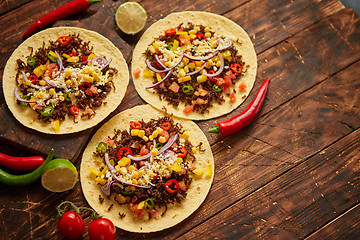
1;0;359;239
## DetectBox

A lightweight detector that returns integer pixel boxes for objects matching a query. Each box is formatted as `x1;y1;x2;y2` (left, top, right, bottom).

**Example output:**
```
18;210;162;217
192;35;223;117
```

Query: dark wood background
1;0;360;239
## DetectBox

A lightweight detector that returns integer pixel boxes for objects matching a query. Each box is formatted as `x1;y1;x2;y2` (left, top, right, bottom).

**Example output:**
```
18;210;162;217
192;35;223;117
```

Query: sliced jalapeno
40;106;54;117
156;142;163;150
182;85;194;95
212;84;223;93
48;51;57;63
96;142;107;156
20;95;31;106
64;91;74;102
27;56;36;66
144;198;154;212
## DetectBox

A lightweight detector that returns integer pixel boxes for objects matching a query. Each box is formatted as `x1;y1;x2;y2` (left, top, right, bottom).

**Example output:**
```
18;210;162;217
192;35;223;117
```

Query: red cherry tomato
57;211;85;240
88;218;116;240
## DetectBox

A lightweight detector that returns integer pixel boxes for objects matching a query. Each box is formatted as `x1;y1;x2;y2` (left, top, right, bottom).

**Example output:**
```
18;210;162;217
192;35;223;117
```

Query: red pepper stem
88;0;101;4
208;125;221;134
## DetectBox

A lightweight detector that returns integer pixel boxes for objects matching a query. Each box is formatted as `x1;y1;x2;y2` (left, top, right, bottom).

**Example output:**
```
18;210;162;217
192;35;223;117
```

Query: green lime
115;2;147;35
41;158;78;192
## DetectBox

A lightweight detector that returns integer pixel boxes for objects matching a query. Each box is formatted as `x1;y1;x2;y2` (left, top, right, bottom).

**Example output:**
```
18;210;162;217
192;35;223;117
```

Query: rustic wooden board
0;0;133;160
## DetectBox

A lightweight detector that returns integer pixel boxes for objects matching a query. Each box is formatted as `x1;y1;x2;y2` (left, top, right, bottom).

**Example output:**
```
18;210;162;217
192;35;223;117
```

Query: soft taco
3;27;129;134
80;104;214;232
131;11;257;120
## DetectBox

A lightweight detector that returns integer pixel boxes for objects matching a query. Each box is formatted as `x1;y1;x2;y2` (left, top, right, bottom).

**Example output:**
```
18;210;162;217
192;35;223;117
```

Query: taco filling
89;114;212;219
141;23;248;114
14;33;117;130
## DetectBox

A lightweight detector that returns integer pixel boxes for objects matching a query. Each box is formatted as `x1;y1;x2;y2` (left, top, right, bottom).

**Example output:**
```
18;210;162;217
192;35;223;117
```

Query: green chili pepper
144;198;154;212
48;52;57;63
64;91;74;102
20;95;30;106
97;142;107;156
27;56;36;66
0;148;54;187
156;142;163;150
182;85;194;95
212;84;223;93
167;42;174;50
40;106;55;117
120;185;135;196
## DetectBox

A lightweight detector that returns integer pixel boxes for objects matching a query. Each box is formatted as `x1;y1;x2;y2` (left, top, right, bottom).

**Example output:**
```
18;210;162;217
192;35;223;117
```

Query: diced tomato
133;68;141;78
165;28;176;35
216;78;225;86
179;36;191;46
149;209;161;219
169;82;180;93
45;60;59;78
159;130;169;142
179;181;187;191
103;137;115;147
226;70;236;80
69;51;77;57
183;105;194;113
84;107;94;116
171;142;179;149
140;145;150;156
69;92;76;105
86;86;98;96
199;89;208;97
229;92;236;102
239;82;247;91
128;203;137;213
194;98;206;105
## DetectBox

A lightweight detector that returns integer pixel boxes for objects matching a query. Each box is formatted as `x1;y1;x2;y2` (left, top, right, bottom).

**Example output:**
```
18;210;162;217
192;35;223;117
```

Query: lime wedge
115;2;147;35
41;158;78;192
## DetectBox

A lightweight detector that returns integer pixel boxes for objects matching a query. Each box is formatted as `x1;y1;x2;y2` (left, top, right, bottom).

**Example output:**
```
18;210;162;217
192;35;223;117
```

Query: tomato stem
56;201;101;219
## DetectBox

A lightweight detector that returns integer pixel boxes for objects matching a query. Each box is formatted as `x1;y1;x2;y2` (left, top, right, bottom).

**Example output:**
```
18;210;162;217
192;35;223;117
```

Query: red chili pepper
160;122;171;131
130;122;142;129
0;152;44;171
196;33;206;40
79;82;91;91
58;36;72;46
165;28;176;36
174;146;187;158
28;75;38;84
22;0;101;39
165;179;180;193
208;70;217;82
230;63;242;74
81;56;88;62
69;106;79;116
208;79;271;137
68;51;77;56
117;147;133;160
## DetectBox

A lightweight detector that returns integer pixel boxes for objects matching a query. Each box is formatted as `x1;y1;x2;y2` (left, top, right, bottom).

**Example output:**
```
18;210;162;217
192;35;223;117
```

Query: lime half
41;158;78;192
115;2;147;35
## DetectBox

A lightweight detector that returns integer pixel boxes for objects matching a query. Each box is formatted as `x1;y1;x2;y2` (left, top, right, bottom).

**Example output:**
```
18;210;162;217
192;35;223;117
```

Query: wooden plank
0;0;32;15
179;128;360;239
306;204;360;240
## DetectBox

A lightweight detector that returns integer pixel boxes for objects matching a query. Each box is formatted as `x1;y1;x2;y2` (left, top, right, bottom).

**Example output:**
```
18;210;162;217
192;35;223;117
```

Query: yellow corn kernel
189;34;197;40
48;88;55;96
131;129;140;136
138;130;145;138
132;179;138;185
182;57;189;64
151;131;159;139
194;26;201;32
152;148;159;156
152;41;160;49
148;171;155;179
204;26;210;32
222;50;232;58
118;157;131;167
131;171;139;179
33;65;45;77
148;45;156;54
184;65;189;73
158;136;166;144
206;59;214;68
197;74;207;83
92;71;99;80
115;165;121;172
205;164;213;178
64;68;72;77
36;92;44;99
172;39;179;51
178;69;186;78
24;80;31;86
52;120;60;134
88;53;96;60
143;136;149;142
188;62;196;69
156;73;162;82
164;61;171;67
88;167;101;178
137;201;145;209
120;167;127;175
38;80;46;86
143;69;154;78
67;56;79;63
149;135;154;141
59;95;65;102
170;163;182;173
128;165;136;172
138;170;144;178
65;80;72;85
189;29;197;35
176;31;188;36
176;157;183;164
193;168;204;176
178;75;192;83
156;127;163;134
195;61;203;67
182;131;190;140
95;177;107;185
216;60;222;68
101;166;109;176
192;147;198;154
205;32;212;38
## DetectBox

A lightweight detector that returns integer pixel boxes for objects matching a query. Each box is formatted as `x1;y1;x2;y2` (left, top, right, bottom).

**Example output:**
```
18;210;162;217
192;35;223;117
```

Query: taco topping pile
89;114;212;219
139;23;249;114
14;34;117;132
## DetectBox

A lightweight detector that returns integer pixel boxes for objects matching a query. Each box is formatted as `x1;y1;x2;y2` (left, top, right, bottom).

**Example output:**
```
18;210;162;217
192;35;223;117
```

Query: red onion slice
145;69;173;89
14;87;38;103
155;54;168;69
184;51;218;61
54;51;64;72
145;59;170;73
100;58;112;70
203;53;224;78
217;39;233;51
104;153;150;189
21;72;50;90
158;134;178;155
100;180;115;196
127;140;156;161
170;51;185;69
186;62;206;76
